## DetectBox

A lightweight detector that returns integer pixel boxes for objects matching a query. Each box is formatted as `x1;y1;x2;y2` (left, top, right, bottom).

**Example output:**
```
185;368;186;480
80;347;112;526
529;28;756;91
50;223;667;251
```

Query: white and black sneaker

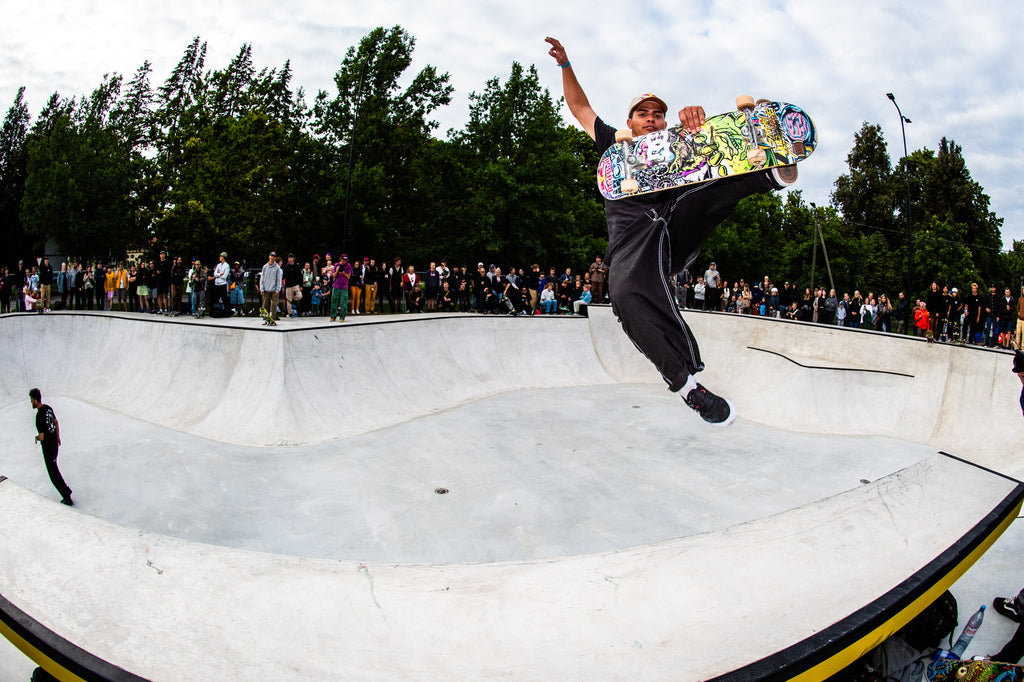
994;597;1023;623
684;383;737;426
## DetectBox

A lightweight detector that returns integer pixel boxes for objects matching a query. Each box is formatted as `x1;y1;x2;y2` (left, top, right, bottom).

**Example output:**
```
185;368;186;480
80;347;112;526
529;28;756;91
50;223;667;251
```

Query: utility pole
809;203;835;294
886;93;913;291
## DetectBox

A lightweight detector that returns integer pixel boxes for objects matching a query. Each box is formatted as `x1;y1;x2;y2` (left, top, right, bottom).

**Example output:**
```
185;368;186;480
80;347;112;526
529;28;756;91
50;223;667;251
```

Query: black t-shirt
157;258;173;284
38;264;54;286
473;272;489;294
134;264;148;290
363;265;378;286
944;295;961;321
963;293;983;323
594;117;664;219
283;263;303;288
1001;296;1016;322
36;404;58;448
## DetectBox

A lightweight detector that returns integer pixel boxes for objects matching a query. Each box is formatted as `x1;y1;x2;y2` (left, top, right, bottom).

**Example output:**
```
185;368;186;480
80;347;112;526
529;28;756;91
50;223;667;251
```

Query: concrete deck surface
0;308;1021;680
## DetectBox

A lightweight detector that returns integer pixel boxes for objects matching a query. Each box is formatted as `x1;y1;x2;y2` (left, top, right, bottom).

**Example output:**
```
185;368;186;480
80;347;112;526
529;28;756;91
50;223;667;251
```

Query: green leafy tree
0;87;34;264
832;123;897;241
313;26;454;259
916;137;1003;286
911;215;980;288
153;40;307;262
22;76;149;262
702;191;789;283
451;62;605;269
1000;241;1023;292
152;38;211;255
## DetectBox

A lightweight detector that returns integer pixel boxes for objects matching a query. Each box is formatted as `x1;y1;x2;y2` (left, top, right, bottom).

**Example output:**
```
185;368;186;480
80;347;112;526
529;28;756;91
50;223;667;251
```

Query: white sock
680;374;698;398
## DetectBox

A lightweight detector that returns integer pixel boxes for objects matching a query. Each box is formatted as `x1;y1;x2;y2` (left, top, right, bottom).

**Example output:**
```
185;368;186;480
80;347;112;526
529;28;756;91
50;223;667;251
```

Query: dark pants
210;283;230;314
389;286;404;313
43;446;72;501
608;172;773;392
994;621;1024;663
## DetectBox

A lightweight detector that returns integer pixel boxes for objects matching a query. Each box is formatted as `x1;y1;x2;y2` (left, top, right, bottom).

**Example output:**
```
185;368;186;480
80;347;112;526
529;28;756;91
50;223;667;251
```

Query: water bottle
949;605;986;658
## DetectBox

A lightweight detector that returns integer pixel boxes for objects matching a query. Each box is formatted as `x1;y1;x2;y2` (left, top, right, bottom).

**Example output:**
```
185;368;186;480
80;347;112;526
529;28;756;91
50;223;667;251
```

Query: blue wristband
559;61;571;68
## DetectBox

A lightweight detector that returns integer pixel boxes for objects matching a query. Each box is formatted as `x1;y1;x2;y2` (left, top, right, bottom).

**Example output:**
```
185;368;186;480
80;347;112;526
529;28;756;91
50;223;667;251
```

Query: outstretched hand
545;37;568;66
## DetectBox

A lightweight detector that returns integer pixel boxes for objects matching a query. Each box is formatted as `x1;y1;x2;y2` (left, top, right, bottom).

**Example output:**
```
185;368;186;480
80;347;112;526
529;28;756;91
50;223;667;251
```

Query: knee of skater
610;284;655;312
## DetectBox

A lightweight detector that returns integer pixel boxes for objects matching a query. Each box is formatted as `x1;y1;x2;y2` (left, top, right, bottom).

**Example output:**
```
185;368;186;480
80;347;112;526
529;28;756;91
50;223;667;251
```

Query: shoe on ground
684;383;737;426
60;497;74;506
770;164;798;188
994;597;1022;622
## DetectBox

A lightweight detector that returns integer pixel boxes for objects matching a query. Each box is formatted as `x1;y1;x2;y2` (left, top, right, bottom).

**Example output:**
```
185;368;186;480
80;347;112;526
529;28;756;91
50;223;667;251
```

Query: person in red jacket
913;300;931;338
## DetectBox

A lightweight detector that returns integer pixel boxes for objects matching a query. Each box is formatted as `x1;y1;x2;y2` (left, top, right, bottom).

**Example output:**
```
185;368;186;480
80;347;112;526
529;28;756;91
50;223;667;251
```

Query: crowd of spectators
674;264;1023;349
3;253;1021;349
0;253;610;321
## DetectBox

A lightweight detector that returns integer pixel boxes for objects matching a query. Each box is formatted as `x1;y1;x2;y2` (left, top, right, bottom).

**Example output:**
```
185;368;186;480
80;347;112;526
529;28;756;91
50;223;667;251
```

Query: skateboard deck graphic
927;658;1024;681
597;98;816;200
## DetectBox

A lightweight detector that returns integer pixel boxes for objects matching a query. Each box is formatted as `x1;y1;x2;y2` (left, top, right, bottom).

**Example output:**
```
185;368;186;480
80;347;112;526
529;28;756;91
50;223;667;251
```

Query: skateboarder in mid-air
545;37;797;426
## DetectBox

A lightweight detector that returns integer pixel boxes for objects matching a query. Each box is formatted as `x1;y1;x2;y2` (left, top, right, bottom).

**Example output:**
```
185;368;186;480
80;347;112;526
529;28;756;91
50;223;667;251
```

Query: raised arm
545;37;597;140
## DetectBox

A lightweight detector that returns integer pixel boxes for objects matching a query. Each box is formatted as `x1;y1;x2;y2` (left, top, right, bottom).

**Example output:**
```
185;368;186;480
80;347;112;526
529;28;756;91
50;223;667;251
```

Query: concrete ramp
0;309;1021;680
0;314;613;446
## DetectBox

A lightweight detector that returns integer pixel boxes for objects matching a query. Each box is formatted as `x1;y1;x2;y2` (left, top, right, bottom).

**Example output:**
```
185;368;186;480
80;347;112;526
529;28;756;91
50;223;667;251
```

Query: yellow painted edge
0;616;89;682
789;497;1022;681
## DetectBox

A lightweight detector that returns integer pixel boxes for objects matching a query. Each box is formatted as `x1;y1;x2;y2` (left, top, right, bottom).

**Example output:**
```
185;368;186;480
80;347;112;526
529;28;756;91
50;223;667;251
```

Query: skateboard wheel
736;95;755;111
620;178;640;195
747;149;767;167
614;129;633;143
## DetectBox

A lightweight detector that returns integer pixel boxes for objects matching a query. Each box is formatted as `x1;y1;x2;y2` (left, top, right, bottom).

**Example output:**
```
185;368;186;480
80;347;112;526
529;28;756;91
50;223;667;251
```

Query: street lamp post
886;93;913;291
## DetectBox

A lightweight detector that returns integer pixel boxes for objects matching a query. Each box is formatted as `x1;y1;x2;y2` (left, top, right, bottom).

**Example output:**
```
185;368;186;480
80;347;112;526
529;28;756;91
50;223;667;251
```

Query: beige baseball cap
628;93;668;118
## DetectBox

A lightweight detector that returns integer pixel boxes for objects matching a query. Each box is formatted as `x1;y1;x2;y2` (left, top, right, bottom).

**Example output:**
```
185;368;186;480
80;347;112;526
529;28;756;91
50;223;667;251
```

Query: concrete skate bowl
0;309;1021;681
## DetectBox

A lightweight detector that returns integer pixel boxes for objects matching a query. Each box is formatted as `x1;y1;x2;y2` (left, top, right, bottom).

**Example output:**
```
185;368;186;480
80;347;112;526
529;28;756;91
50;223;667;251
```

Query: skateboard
259;307;277;326
598;96;816;200
927;658;1024;681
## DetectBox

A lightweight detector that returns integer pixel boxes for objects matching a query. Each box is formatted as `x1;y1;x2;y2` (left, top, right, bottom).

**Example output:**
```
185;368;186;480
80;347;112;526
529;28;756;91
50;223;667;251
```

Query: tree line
1;25;1020;299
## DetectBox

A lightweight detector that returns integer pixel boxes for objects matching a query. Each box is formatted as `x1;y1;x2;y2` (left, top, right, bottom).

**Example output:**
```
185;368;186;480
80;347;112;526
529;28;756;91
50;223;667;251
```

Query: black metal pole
886;93;913;292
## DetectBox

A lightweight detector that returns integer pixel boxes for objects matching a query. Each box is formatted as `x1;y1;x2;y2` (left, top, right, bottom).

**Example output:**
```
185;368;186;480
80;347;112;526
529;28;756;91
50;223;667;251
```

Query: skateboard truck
615;129;641;195
736;95;768;167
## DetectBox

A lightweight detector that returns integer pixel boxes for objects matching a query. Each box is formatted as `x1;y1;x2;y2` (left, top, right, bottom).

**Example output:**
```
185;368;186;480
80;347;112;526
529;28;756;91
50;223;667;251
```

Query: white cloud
2;0;1021;249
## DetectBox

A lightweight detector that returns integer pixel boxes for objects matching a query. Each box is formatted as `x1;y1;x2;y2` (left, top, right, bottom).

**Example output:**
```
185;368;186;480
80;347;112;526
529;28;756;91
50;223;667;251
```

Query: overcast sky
3;0;1021;250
